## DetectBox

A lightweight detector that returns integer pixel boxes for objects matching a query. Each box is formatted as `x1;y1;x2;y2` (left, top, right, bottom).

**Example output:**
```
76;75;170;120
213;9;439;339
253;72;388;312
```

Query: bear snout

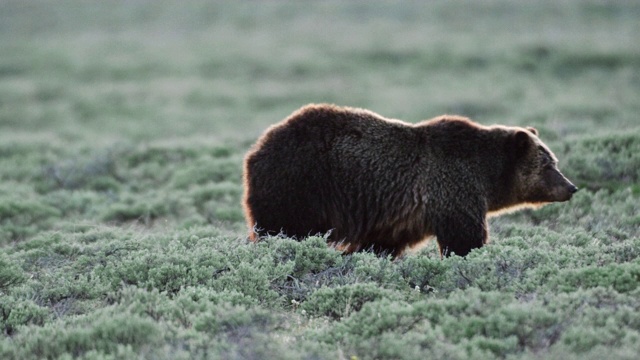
556;182;578;202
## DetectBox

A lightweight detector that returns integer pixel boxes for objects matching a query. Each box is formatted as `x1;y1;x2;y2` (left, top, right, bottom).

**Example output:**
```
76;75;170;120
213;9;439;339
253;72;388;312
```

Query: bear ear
526;127;538;136
514;130;532;156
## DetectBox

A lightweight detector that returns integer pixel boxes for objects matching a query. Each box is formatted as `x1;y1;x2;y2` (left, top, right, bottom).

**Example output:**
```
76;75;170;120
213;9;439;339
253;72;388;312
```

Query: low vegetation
1;1;639;359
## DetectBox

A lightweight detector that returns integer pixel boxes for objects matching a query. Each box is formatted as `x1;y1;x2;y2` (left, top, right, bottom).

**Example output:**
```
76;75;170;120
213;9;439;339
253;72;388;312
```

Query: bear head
512;128;578;205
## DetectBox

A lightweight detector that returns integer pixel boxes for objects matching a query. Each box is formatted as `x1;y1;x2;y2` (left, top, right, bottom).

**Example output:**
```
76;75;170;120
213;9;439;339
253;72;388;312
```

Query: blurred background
2;0;638;145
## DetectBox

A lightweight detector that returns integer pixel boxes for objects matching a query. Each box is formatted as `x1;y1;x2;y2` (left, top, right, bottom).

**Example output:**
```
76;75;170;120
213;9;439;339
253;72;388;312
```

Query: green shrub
37;149;122;192
267;235;342;278
350;251;405;289
0;253;25;293
315;299;441;359
171;157;242;189
100;194;171;224
0;197;60;243
550;261;640;293
398;252;450;291
314;287;640;359
0;296;50;336
3;310;161;359
301;283;397;319
191;182;242;210
563;131;640;191
124;146;199;168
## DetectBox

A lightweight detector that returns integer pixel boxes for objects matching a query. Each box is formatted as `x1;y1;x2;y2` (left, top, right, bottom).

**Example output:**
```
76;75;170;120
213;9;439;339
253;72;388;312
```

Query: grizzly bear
243;104;578;257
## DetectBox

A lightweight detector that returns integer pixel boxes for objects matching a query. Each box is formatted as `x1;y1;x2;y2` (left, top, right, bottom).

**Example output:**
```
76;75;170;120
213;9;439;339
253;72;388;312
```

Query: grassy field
1;0;640;359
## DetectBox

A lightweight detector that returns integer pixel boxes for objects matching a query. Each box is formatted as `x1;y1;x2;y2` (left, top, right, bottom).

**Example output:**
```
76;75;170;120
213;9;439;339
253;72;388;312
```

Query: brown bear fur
243;104;578;257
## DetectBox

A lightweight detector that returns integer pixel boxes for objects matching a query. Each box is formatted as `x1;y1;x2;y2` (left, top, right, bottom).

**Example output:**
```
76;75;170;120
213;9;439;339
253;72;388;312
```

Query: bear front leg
434;214;488;257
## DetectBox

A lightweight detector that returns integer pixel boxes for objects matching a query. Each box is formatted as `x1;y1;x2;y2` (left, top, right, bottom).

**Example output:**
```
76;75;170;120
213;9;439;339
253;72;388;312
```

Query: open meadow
1;1;640;359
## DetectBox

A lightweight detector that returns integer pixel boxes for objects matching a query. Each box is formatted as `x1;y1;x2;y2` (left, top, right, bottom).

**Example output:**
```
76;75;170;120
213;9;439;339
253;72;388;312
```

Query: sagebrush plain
1;1;639;359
